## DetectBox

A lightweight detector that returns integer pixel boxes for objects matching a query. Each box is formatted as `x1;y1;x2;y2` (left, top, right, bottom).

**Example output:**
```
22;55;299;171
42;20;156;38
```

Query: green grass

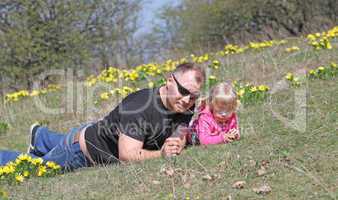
0;38;338;199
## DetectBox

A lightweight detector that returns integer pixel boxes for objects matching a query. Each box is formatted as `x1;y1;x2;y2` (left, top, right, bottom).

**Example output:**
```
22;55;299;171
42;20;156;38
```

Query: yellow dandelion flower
238;89;245;97
258;85;269;91
37;166;47;177
128;70;139;81
148;81;154;88
86;78;97;87
208;75;217;80
100;92;110;100
23;171;30;177
309;70;315;75
307;34;316;41
53;165;61;170
285;73;294;81
250;86;257;92
318;66;325;71
39;89;47;94
326;42;332;49
3;165;15;174
30;90;40;97
46;161;57;169
285;46;300;52
15;159;22;165
15;175;24;183
211;60;220;69
232;80;238;87
31;158;43;165
18;154;31;161
104;76;114;83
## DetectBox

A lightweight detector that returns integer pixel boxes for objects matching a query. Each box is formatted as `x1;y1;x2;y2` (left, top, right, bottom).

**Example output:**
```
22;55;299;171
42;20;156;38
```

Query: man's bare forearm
120;149;162;162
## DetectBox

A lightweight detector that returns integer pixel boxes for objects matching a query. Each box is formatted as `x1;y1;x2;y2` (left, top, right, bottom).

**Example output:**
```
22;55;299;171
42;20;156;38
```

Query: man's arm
118;134;183;162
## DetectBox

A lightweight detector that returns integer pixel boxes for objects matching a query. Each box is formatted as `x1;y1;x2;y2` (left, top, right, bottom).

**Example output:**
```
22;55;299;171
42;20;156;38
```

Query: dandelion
307;34;316;41
285;46;300;53
23;171;30;177
3;165;15;174
31;158;43;165
232;80;238;86
15;175;24;183
30;90;40;97
285;73;294;81
37;166;47;177
148;81;154;88
15;159;22;165
86;77;97;87
211;60;220;69
223;44;244;54
208;75;217;80
250;86;257;92
318;66;325;71
100;92;110;101
293;77;301;87
18;154;31;161
46;161;58;169
309;70;316;75
238;89;245;97
326;41;332;49
127;70;139;81
258;85;269;91
52;165;61;170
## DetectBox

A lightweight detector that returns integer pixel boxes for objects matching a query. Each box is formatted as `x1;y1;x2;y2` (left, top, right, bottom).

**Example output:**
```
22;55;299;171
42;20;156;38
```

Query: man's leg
41;125;91;171
0;150;36;166
32;126;66;156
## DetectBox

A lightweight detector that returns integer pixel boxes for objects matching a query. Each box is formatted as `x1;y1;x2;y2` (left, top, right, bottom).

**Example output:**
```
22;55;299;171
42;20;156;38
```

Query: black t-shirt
84;87;194;164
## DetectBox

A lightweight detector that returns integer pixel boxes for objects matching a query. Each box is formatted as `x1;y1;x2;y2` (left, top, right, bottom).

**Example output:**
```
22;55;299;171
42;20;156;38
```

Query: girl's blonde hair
197;82;240;112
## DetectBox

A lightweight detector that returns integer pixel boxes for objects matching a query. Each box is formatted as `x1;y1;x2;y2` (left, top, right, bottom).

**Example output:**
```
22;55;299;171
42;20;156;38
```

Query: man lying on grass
0;63;205;171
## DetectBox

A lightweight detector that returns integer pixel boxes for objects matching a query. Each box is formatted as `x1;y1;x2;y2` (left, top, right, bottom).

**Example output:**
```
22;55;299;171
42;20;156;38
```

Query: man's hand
161;137;184;157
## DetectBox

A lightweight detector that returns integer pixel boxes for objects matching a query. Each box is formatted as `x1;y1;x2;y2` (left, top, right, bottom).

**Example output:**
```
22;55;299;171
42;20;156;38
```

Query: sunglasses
172;74;200;101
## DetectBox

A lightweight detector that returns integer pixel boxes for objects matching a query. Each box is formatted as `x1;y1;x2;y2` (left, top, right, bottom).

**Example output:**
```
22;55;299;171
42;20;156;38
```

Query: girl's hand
223;133;236;143
223;129;239;143
228;129;239;137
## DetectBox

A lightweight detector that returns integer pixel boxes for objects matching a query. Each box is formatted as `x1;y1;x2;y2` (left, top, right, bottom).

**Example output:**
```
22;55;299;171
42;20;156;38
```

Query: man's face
166;71;203;113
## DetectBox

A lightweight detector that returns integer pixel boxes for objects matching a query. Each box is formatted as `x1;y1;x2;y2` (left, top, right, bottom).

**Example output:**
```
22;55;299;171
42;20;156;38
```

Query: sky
138;0;180;34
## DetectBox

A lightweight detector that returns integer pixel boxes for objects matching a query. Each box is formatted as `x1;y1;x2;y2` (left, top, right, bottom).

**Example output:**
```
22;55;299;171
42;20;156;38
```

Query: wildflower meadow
0;25;337;199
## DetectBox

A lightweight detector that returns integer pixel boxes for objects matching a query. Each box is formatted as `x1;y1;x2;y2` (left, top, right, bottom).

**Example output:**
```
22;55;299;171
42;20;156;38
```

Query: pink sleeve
196;114;225;145
228;113;240;140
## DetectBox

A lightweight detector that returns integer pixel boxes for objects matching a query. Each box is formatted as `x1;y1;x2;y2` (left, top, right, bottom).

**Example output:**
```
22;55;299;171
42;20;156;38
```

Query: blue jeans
0;124;92;171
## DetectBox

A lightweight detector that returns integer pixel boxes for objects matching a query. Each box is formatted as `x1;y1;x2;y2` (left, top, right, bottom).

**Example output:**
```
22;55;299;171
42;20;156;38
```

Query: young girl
187;82;240;145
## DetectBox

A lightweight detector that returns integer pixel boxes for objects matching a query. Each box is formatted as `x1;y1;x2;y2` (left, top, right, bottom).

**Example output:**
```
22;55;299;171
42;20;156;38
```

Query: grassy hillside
0;28;337;199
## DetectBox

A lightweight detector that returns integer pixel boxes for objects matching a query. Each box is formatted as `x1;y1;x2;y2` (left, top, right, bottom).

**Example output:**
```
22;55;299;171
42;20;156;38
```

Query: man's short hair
173;62;206;84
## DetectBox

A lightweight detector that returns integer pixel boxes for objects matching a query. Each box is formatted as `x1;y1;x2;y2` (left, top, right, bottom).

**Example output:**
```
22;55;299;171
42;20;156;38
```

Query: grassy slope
1;37;337;200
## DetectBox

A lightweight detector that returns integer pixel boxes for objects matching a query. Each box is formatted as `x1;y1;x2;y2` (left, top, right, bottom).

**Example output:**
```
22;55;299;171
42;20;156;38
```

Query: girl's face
211;99;234;122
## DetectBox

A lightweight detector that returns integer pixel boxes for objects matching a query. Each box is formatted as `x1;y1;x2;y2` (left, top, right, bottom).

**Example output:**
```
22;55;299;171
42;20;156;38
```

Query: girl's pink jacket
189;105;239;145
